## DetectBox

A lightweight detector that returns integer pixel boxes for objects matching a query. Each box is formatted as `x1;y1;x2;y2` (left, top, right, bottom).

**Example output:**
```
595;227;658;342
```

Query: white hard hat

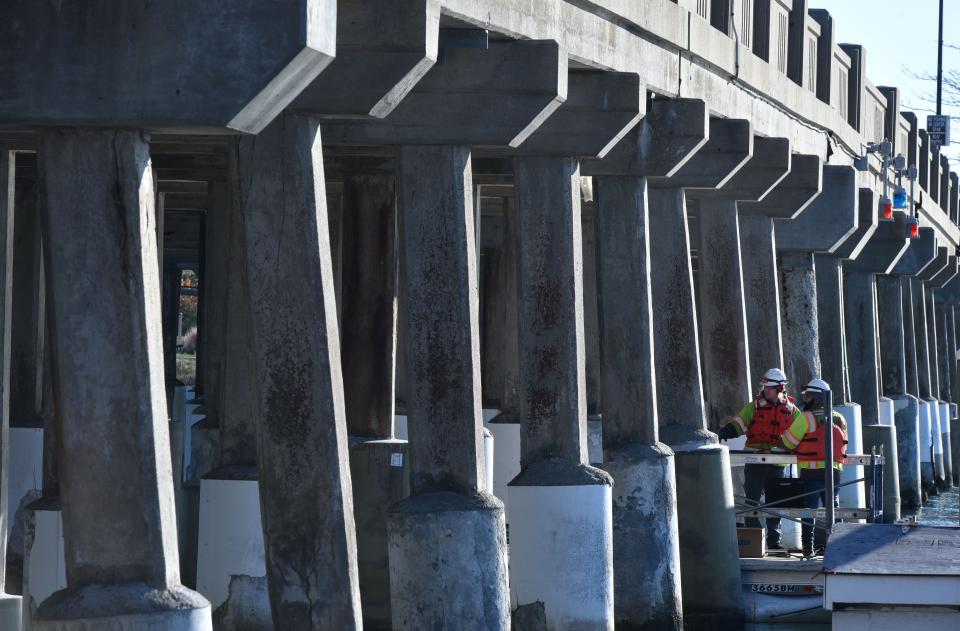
802;378;831;394
759;367;788;387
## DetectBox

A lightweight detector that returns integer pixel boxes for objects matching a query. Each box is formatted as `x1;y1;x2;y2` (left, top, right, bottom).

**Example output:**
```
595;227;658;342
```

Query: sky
811;0;960;162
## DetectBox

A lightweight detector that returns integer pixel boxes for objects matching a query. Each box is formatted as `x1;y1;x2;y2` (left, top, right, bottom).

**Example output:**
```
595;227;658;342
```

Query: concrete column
595;175;682;630
509;156;613;629
816;254;865;510
739;214;785;379
695;199;752;427
911;278;936;492
0;150;22;627
779;251;821;389
339;172;409;628
36;129;210;627
949;306;960;486
649;184;741;626
935;302;954;487
877;276;921;511
485;195;523;529
234;114;361;629
926;291;946;488
844;272;881;426
390;145;508;630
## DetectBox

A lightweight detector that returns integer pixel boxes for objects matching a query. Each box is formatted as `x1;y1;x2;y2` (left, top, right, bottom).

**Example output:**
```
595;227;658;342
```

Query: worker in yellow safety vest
780;377;848;558
717;368;805;550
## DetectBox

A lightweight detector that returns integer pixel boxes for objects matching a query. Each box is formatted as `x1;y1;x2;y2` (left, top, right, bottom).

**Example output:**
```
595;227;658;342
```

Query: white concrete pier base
938;402;953;487
508;474;613;629
393;415;408;441
919;401;935;492
195;475;268;623
22;507;66;631
482;428;495;494
878;398;894;426
0;594;21;631
932;403;946;487
835;404;865;511
483;416;521;528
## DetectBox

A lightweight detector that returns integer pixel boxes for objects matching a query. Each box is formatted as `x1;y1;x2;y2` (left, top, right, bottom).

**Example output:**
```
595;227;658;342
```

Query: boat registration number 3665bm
749;583;823;595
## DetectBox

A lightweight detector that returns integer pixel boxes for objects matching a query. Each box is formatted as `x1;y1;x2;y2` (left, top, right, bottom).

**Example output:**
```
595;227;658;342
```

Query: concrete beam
703;136;791;202
739;154;822;218
290;0;440;118
0;1;336;133
843;211;910;275
927;255;959;290
661;118;752;189
934;273;960;304
582;98;708;177
832;188;879;260
918;247;950;282
774;165;858;253
513;71;645;159
890;227;938;277
321;40;566;147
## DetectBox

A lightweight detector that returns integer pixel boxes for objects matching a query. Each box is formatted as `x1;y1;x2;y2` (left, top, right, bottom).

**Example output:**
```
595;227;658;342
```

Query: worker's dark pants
800;468;840;550
744;463;786;544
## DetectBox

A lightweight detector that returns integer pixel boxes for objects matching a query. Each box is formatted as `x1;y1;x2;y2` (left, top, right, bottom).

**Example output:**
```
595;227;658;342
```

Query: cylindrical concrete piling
890;394;922;512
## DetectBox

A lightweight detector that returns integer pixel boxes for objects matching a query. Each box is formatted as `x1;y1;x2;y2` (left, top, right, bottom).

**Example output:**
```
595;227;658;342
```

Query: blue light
893;187;908;209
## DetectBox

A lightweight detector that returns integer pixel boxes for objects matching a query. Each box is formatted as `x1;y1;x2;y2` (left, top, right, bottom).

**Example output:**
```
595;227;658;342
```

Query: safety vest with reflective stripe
740;394;798;450
782;409;847;470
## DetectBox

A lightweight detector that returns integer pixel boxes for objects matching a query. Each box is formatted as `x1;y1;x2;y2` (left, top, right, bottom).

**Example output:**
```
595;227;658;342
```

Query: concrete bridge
0;1;956;629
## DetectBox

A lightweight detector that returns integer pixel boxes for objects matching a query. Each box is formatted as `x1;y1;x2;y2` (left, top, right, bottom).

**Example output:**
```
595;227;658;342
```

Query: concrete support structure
35;130;210;628
585;98;711;630
0;150;22;628
646;115;749;628
934;302;954;487
235;115;362;629
842;214;910;522
391;145;508;631
878;226;939;511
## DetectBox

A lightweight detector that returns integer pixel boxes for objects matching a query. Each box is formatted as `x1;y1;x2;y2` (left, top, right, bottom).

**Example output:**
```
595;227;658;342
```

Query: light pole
938;0;944;116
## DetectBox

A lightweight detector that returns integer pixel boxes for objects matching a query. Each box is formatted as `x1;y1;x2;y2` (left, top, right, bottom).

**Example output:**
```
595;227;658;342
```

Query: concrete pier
647;116;749;628
0;150;23;628
391;145;508;631
235;115;362;629
935;303;954;487
35;129;211;628
510;156;613;630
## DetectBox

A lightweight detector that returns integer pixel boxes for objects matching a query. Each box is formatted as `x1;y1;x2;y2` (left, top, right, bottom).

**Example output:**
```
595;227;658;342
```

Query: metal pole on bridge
824;388;835;533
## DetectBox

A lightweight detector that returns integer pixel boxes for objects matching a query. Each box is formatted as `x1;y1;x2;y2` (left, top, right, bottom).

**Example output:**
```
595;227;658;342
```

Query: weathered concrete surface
666;118;752;189
0;1;335;132
234;114;361;629
739;154;822;219
514;70;644;159
340;174;398;440
514;156;589;465
935;304;954;487
738;214;785;381
844;272;881;425
594;174;682;629
392;144;508;628
843;212;910;275
388;492;509;631
815;255;849;402
0;2;335;134
291;0;440;118
35;583;211;631
213;575;271;631
583;98;708;178
602;444;682;630
831;189;879;261
774;165;858;253
779;252;821;390
876;276;922;510
322;40;566;147
36;129;210;625
861;424;901;523
890;227;937;277
349;439;409;629
0;150;22;628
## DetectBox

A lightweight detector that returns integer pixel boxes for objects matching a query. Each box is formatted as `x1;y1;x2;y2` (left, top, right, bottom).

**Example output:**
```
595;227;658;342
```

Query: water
917;485;960;526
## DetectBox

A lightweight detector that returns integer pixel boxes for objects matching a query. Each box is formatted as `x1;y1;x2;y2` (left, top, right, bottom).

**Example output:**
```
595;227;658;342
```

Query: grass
176;352;196;385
